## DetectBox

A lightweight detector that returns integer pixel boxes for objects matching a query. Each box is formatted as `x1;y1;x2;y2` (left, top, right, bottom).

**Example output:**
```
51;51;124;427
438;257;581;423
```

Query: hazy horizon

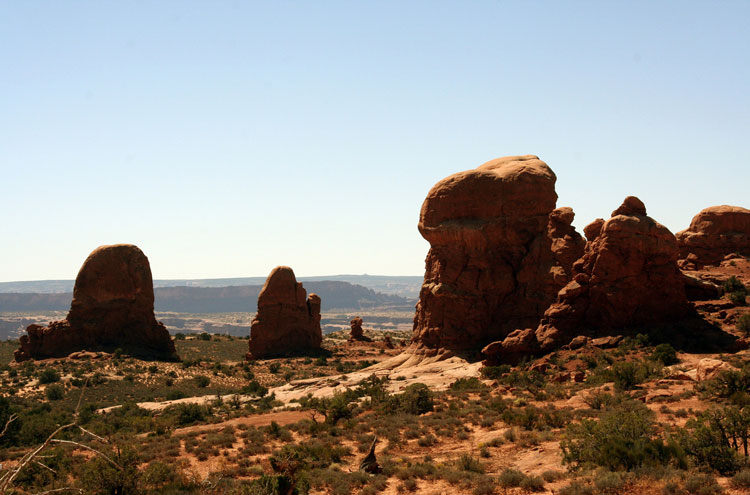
3;1;749;282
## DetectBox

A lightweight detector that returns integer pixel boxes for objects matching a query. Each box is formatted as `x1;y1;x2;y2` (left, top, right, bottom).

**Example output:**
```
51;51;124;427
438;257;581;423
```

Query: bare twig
77;426;108;444
0;414;18;440
0;378;106;493
34;461;57;475
31;488;84;495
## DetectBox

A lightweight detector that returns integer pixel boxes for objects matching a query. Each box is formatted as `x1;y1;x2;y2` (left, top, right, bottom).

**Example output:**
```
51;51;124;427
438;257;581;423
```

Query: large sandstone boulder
676;205;750;268
483;197;691;363
411;155;584;353
246;266;322;359
15;244;176;361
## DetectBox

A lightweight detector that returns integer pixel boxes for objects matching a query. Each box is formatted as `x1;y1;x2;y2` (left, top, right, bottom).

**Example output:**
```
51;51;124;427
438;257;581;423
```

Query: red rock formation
411;155;584;353
349;316;371;342
483;197;691;363
676;206;750;268
15;244;176;361
246;266;322;359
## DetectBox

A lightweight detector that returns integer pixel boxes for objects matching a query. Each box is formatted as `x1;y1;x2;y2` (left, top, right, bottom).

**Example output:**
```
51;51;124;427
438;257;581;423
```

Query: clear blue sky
2;1;748;282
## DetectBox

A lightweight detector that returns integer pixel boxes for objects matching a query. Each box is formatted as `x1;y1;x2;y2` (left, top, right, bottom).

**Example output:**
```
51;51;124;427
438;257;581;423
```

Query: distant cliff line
0;280;415;313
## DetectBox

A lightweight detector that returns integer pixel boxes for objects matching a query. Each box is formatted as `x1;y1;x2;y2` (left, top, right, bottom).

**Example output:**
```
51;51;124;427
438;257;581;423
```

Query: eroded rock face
676;206;750;268
483;197;691;363
15;244;176;361
411;155;584;353
246;266;322;359
349;316;371;342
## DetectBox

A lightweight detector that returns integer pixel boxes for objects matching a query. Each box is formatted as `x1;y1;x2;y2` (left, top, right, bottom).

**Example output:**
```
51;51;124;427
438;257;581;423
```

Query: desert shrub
480;365;511;379
725;276;746;293
45;384;64;401
175;403;206;425
542;470;565;482
174;333;186;340
498;369;546;391
682;472;722;495
387;383;434;415
457;453;484;473
593;470;625;493
704;365;750;403
612;360;661;390
37;368;60;384
450;377;487;392
194;375;210;388
561;399;683;471
142;461;180;489
199;332;211;341
502;404;572;431
558;480;595;495
78;445;141;494
732;469;750;489
472;475;497;495
520;475;545;492
651;344;679;366
678;407;745;474
242;380;269;397
730;291;748;306
166;390;186;400
269;362;281;374
738;313;750;336
498;468;526;487
584;391;615;410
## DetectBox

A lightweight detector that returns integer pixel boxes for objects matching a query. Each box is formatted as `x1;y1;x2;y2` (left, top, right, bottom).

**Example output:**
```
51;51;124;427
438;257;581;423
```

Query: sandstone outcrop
15;244;176;362
246;266;322;359
483;197;691;363
349;316;371;342
676;206;750;269
411;155;584;353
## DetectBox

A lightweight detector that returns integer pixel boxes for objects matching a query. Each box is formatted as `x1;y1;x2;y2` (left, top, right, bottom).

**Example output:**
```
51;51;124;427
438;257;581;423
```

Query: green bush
480;365;511;379
176;404;206;425
457;453;484;473
650;344;679;366
45;384;64;401
388;383;434;415
611;360;660;390
198;332;211;341
450;377;488;392
38;368;60;384
724;276;746;293
498;468;525;487
561;399;683;471
194;375;210;388
678;407;744;474
730;291;748;306
242;380;269;397
737;313;750;336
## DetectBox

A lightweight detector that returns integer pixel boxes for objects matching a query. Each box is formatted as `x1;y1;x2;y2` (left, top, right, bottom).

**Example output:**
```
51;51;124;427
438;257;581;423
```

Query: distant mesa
246;266;323;360
15;244;177;362
410;155;584;354
676;205;750;269
484;196;692;363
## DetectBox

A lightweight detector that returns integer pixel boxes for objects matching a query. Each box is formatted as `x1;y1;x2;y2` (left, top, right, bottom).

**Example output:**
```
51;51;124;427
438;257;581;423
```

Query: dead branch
0;414;18;440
